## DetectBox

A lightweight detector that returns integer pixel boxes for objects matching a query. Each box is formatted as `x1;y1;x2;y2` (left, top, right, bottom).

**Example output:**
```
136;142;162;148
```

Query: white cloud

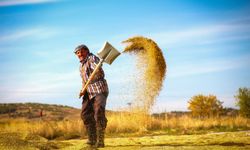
0;71;80;101
20;71;79;92
147;20;250;47
168;54;250;78
0;0;57;7
0;27;59;43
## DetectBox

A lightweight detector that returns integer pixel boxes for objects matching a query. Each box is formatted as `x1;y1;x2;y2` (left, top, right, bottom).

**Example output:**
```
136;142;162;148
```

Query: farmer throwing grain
74;44;109;148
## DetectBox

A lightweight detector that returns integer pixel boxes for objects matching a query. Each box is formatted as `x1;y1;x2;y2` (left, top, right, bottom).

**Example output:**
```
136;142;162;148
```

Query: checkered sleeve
90;55;100;70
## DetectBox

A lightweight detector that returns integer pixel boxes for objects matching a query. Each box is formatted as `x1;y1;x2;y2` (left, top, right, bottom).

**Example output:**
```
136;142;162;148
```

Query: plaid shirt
79;53;109;99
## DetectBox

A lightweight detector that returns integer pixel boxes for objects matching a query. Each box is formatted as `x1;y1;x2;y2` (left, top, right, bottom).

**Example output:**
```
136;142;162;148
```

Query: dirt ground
0;131;249;150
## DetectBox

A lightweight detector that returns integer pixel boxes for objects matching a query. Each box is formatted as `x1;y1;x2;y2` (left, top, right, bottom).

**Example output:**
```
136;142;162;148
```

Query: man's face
75;49;88;61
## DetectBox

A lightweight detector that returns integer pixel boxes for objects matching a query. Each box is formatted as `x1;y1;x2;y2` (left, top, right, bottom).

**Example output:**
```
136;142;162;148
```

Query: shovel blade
97;42;120;65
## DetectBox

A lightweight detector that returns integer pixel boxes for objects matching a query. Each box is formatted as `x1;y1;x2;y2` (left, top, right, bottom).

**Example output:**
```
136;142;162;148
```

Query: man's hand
79;91;84;99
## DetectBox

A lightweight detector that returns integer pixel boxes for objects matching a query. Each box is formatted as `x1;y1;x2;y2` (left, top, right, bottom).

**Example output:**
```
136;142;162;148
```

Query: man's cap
74;44;89;53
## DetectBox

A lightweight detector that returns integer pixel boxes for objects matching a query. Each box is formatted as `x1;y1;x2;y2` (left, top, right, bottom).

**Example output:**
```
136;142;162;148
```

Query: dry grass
0;118;83;139
106;113;250;135
0;113;249;140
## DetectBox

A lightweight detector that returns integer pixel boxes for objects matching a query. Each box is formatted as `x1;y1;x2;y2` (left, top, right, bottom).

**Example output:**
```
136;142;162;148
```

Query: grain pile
123;36;167;113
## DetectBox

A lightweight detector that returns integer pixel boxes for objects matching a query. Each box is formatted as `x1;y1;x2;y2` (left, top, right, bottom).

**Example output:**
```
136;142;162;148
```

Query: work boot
86;126;97;146
96;128;105;148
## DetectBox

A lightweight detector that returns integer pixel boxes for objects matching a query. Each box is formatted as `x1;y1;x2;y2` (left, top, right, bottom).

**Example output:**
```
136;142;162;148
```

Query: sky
0;0;250;112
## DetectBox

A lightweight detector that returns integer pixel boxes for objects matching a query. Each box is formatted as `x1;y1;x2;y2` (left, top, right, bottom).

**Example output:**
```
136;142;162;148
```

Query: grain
123;36;167;113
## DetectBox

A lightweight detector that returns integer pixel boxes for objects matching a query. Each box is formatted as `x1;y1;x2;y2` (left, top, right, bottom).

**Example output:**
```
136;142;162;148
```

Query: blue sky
0;0;250;112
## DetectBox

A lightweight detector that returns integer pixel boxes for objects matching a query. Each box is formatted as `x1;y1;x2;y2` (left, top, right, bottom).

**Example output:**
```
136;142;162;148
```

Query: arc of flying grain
122;36;167;113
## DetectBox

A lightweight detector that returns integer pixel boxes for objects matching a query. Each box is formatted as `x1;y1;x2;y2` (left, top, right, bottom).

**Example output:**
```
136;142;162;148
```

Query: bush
0;104;17;114
188;94;223;118
235;87;250;118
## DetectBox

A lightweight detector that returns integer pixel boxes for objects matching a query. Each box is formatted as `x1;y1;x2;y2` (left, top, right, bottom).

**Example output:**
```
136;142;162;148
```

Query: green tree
188;94;223;118
235;87;250;118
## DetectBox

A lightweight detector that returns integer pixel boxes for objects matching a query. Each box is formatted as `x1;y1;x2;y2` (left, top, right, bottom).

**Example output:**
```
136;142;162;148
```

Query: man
74;44;109;148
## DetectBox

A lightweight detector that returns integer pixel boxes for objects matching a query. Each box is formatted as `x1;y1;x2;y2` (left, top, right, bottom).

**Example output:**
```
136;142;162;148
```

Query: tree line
188;87;250;118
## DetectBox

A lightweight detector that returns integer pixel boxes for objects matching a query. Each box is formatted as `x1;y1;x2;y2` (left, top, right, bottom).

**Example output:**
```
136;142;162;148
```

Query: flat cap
74;44;89;53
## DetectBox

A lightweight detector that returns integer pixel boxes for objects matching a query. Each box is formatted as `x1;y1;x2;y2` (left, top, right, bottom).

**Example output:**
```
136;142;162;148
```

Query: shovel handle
79;59;104;99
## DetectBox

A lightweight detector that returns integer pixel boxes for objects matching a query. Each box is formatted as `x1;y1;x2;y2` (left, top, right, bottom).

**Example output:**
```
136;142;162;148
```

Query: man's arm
90;55;103;76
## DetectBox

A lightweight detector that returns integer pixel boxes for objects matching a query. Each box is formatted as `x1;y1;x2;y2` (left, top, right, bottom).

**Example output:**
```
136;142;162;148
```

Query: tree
188;94;223;118
235;87;250;118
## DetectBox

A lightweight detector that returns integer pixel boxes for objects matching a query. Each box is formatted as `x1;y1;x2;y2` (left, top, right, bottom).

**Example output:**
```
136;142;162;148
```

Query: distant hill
0;102;119;121
1;103;238;121
0;103;81;120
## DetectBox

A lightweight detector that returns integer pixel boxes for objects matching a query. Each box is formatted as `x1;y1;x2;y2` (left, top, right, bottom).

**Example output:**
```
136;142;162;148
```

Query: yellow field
0;112;249;140
1;130;250;150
